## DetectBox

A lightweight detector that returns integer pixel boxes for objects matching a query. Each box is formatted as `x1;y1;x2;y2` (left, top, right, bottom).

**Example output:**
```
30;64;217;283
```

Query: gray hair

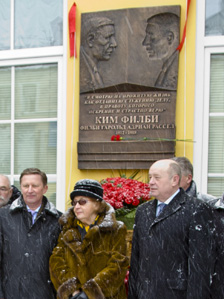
0;174;11;188
171;157;193;177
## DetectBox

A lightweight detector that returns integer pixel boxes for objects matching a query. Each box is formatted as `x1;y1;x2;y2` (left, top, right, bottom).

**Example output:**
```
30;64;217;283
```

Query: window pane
15;64;57;119
210;54;224;113
208;177;224;197
205;0;224;36
14;122;57;174
0;0;10;50
208;116;224;173
0;124;11;173
0;68;11;120
14;0;63;49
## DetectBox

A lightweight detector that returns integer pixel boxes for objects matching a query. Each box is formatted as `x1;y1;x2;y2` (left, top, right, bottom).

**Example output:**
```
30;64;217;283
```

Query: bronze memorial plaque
78;6;180;169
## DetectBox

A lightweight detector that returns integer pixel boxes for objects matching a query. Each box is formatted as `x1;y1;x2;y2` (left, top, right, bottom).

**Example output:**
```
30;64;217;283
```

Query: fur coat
49;203;129;299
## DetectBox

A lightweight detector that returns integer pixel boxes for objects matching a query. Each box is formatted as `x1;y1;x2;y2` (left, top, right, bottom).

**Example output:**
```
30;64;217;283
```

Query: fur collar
9;196;60;217
59;202;120;231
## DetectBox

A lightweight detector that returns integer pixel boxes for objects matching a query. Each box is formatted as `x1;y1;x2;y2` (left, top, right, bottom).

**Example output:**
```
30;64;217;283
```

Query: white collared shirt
157;189;180;206
27;205;41;224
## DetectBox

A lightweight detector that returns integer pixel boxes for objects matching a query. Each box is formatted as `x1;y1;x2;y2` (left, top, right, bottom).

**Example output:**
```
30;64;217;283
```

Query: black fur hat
70;179;104;202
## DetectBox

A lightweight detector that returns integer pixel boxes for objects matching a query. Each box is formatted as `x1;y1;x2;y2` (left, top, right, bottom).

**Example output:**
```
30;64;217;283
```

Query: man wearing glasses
0;175;13;207
0;174;21;207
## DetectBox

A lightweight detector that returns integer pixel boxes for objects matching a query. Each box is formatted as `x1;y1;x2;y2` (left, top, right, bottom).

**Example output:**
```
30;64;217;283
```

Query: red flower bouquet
101;177;151;229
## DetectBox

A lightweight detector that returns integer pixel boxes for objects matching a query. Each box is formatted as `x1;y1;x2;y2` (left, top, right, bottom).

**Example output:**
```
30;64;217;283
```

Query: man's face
21;174;48;209
142;23;170;60
179;173;192;191
149;161;175;202
91;25;117;61
0;176;12;207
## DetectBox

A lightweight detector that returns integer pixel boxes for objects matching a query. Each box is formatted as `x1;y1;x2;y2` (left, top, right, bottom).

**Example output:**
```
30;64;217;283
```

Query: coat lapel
149;189;186;229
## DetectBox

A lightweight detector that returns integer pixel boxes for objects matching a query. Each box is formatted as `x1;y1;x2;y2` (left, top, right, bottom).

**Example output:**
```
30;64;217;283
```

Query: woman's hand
70;291;88;299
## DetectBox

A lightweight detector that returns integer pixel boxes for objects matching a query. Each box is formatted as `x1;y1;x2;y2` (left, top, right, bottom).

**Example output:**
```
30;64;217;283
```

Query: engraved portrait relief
80;17;117;93
78;7;180;169
142;13;180;90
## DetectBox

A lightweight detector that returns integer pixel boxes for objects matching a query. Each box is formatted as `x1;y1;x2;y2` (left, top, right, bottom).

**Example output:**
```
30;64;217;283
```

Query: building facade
0;0;223;211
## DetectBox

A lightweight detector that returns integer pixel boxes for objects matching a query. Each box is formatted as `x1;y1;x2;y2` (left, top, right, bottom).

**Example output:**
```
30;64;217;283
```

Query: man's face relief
142;22;171;60
92;25;117;61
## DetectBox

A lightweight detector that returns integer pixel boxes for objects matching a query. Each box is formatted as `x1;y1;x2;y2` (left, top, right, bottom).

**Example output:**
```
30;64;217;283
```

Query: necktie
156;203;166;216
29;210;38;224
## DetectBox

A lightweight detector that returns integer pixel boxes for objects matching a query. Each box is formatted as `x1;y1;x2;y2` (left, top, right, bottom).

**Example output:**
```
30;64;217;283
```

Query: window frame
194;0;224;194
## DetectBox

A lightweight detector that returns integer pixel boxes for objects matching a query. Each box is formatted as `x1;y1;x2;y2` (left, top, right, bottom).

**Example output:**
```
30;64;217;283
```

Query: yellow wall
66;0;196;206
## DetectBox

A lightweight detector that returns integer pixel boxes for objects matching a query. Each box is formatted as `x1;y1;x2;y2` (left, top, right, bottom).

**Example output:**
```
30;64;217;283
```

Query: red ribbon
177;0;192;52
69;3;77;58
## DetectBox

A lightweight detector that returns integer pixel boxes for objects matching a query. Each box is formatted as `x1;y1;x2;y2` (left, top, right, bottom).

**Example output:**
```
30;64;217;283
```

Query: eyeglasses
0;187;10;192
72;199;89;206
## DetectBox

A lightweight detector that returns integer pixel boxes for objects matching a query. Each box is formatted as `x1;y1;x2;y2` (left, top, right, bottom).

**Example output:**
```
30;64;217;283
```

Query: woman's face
73;195;99;225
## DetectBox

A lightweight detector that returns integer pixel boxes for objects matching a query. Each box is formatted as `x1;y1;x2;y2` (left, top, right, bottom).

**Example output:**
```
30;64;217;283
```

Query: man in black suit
128;159;215;299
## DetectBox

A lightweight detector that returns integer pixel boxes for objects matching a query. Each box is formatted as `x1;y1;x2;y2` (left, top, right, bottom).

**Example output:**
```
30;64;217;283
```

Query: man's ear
87;33;95;48
166;31;174;45
186;174;192;184
43;185;48;195
172;174;180;186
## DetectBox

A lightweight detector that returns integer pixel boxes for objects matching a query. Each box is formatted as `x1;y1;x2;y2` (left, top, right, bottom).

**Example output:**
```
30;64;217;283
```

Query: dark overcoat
209;197;224;299
49;204;129;299
0;196;61;299
128;188;215;299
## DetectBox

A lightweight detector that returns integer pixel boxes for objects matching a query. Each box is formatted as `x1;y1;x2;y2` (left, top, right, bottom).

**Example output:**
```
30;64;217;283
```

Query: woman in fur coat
49;179;129;299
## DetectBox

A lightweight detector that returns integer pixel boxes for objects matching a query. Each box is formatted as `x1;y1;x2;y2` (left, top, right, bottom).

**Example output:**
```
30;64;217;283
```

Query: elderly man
80;16;117;93
0;175;21;207
0;175;13;207
0;168;61;299
142;12;180;90
128;159;215;299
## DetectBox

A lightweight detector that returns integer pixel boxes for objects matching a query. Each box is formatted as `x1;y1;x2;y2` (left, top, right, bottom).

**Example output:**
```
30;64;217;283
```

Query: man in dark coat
0;168;61;299
172;156;224;298
128;159;215;299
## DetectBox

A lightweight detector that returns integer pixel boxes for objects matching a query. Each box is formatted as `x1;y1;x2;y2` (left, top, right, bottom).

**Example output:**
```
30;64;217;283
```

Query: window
194;1;224;197
0;1;10;50
205;0;224;36
0;0;66;211
0;61;63;206
0;0;63;51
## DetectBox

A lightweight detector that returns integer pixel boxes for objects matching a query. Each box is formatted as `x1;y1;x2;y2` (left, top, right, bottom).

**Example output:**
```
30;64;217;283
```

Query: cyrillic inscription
79;91;176;141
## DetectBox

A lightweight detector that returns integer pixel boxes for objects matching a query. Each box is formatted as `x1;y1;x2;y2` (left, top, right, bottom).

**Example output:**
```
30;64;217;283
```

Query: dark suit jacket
128;188;215;299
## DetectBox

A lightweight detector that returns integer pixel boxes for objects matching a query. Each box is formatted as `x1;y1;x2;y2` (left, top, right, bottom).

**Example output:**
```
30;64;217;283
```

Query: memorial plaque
78;6;180;169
